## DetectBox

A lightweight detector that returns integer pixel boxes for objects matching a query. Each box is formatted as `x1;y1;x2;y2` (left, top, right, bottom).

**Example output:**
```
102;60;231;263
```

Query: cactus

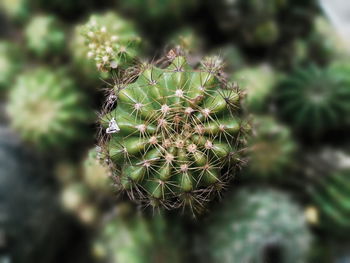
79;12;142;73
275;63;350;137
25;15;66;58
231;64;278;112
6;67;92;150
0;0;29;22
199;188;312;263
306;148;350;236
0;126;70;263
93;206;183;263
99;53;248;211
0;41;23;91
245;116;296;180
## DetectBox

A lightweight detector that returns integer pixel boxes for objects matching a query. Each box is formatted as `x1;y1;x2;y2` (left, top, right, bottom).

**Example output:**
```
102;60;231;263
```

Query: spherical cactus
0;41;23;91
6;67;92;150
245;116;296;180
275;63;350;137
93;207;183;263
79;12;142;73
0;0;29;22
24;15;65;58
231;64;278;112
82;146;112;194
0;126;70;263
306;148;350;236
99;53;248;211
198;188;312;263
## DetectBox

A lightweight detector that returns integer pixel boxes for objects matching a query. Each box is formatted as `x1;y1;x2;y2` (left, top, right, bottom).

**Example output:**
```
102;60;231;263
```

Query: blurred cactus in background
0;42;23;92
93;206;184;263
232;64;278;112
79;12;142;73
24;14;66;58
245;116;296;180
275;63;350;138
0;0;29;22
99;53;248;212
199;188;312;263
6;67;93;150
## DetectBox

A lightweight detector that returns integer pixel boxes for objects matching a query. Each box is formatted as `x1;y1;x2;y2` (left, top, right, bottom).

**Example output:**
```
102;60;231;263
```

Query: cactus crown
100;53;248;211
6;67;92;150
25;15;65;57
276;63;350;136
80;12;142;73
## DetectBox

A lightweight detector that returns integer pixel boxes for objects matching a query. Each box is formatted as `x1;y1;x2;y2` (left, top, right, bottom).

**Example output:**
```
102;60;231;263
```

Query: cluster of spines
98;52;248;212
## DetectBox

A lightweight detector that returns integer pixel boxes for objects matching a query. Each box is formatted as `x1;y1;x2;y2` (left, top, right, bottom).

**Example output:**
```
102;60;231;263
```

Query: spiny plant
231;64;278;112
275;63;350;138
25;14;66;58
0;126;71;263
0;0;29;22
6;67;92;151
198;187;312;263
245;116;296;180
99;52;248;212
93;204;184;263
0;41;23;91
79;12;142;73
208;0;285;46
306;148;350;236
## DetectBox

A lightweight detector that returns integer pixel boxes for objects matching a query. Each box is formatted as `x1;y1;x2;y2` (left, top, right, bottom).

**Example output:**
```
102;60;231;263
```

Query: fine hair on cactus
99;51;248;213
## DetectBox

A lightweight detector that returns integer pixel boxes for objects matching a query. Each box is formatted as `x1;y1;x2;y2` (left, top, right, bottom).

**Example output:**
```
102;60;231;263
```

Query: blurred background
1;0;350;262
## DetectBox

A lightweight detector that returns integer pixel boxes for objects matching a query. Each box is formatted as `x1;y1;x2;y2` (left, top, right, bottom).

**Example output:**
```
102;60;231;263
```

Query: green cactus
310;169;350;236
306;148;350;236
275;63;350;137
0;126;71;263
246;116;296;179
99;53;248;211
0;41;23;91
25;15;66;58
79;12;142;73
231;64;278;112
0;0;29;22
199;188;312;263
93;206;183;263
6;67;92;150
